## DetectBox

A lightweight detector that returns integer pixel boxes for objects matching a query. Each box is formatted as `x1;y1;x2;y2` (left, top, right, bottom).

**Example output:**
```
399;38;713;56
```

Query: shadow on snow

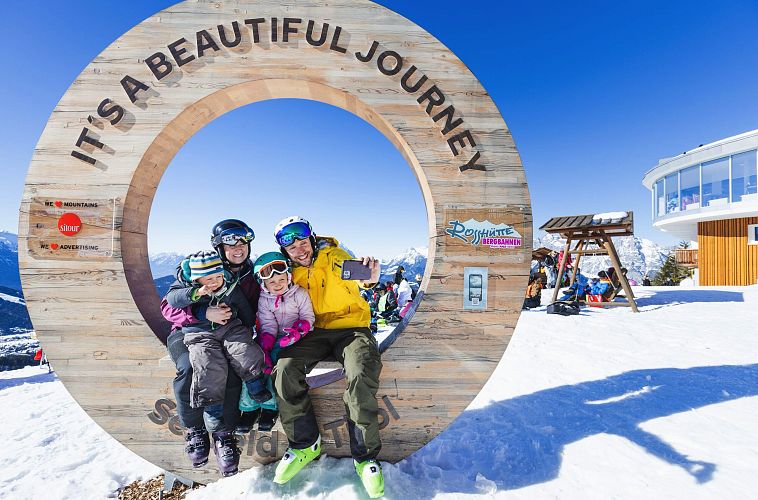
399;363;758;495
636;289;744;309
0;371;55;391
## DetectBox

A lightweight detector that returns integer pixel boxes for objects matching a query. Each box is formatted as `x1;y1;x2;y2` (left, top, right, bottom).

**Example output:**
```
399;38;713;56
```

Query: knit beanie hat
189;251;224;282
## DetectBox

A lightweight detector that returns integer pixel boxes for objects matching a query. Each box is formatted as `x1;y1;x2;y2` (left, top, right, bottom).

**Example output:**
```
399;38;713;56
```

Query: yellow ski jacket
291;237;372;329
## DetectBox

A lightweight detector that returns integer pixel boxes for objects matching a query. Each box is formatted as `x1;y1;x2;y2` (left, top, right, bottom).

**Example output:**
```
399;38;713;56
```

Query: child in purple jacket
236;252;315;433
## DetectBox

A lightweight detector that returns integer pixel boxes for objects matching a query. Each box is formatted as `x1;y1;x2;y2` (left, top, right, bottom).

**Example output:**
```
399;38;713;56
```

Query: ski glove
257;332;277;375
279;319;311;348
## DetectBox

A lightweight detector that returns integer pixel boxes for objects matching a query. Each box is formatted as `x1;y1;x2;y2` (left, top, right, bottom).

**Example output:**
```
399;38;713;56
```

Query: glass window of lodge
655;179;664;218
731;150;757;202
749;224;758;245
665;172;679;214
702;156;729;207
680;165;700;210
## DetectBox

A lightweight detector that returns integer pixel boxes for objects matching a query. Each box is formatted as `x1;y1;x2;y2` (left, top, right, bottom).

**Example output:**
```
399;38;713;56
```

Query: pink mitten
257;332;276;374
257;332;276;351
279;319;311;348
262;352;273;375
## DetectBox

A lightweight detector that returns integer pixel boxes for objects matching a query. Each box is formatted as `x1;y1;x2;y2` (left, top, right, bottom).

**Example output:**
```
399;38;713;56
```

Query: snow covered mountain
335;243;428;285
0;330;39;371
149;251;269;280
0;286;36;371
148;252;186;279
0;286;32;333
0;231;21;290
0;232;38;371
150;246;429;298
533;232;669;283
380;247;427;284
0;235;187;288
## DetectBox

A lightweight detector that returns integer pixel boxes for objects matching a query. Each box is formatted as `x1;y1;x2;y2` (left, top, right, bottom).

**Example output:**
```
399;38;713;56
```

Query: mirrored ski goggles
213;227;255;247
275;222;312;247
256;261;289;280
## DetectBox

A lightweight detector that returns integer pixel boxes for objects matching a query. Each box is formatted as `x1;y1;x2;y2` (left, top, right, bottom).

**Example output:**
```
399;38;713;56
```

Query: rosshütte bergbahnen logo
57;213;82;236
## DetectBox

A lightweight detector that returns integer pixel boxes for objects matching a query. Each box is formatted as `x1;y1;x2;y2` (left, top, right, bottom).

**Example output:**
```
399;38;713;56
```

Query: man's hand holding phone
341;257;381;285
360;256;381;286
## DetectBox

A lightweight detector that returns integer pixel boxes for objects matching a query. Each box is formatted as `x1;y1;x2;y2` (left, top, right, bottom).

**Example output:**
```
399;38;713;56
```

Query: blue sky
3;1;758;257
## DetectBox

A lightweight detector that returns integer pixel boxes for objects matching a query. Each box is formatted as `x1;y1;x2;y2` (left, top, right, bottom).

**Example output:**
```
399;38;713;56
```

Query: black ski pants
166;329;242;431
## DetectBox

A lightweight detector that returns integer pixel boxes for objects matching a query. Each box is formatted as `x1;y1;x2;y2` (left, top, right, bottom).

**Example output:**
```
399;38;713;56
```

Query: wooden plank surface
698;217;758;285
540;212;633;234
18;0;531;481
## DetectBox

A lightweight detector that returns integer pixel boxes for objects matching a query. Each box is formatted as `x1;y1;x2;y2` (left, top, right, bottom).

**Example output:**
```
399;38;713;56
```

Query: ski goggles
275;221;312;247
256;260;289;280
212;227;255;247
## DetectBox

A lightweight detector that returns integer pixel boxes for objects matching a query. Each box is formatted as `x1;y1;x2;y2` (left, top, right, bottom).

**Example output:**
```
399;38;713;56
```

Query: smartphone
341;260;373;280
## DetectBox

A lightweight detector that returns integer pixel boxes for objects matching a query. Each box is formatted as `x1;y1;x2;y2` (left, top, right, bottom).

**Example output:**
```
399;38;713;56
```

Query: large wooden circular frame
18;0;530;481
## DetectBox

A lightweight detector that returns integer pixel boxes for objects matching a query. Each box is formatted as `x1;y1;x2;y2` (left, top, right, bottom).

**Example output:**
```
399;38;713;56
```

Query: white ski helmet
274;216;317;259
274;216;314;244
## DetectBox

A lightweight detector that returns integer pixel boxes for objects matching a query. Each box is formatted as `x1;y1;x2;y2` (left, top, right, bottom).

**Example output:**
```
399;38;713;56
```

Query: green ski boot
273;436;321;484
355;459;384;498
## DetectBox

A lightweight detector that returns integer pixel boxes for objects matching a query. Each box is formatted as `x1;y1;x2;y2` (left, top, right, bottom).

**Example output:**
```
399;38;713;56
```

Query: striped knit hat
189;251;224;282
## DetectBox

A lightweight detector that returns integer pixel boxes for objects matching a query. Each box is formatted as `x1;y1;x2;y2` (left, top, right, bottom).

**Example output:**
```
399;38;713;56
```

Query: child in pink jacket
237;252;315;433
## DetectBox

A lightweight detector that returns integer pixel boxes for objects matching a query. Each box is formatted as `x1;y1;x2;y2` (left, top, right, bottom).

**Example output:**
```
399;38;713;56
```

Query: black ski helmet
211;219;255;263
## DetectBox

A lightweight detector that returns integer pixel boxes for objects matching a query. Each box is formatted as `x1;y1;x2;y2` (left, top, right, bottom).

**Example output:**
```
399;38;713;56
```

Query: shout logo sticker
57;213;82;236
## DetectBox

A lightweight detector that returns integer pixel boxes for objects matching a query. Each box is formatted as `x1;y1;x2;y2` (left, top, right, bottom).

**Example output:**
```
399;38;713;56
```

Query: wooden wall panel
698;216;758;286
18;0;531;482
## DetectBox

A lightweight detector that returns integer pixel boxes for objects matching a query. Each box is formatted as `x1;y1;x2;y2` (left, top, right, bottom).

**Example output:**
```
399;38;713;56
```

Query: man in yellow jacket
271;216;384;498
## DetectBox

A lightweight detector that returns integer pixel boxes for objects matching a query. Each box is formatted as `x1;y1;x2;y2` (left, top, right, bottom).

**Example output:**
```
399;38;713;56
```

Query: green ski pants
272;327;382;461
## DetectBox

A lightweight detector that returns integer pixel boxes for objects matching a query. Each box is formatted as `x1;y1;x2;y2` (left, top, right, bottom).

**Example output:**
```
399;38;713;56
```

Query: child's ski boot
184;426;210;468
257;408;279;432
234;409;261;435
212;430;241;476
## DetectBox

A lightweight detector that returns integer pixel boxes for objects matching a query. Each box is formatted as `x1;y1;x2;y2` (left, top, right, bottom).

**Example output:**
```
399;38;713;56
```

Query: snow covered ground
1;286;757;499
0;367;160;499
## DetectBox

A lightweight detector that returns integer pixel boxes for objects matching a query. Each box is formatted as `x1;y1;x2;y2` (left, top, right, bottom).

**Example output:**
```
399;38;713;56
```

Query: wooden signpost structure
18;0;531;481
540;212;639;312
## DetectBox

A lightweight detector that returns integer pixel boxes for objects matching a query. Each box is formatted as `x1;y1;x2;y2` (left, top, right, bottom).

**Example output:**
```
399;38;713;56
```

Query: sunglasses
257;261;289;280
213;227;255;247
275;221;312;247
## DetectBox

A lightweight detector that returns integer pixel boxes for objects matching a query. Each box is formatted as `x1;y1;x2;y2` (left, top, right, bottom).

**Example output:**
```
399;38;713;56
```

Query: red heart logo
51;243;59;250
54;201;62;208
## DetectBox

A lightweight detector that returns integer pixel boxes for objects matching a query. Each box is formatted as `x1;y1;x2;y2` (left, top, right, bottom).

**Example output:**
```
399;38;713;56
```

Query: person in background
559;271;589;302
393;265;405;286
544;251;558;288
395;269;413;318
557;250;573;271
375;283;398;321
523;276;542;309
